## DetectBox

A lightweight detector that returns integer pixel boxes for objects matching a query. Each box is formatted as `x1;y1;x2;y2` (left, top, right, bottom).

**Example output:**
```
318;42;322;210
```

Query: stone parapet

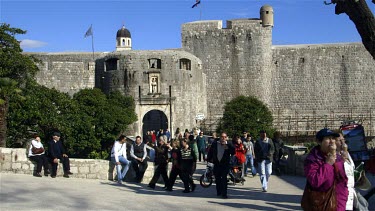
0;147;158;183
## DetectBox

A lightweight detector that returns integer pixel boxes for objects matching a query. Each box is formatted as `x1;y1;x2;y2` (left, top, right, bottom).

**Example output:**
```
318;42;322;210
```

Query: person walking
148;136;171;189
166;140;182;191
254;130;274;192
207;132;235;199
243;135;256;177
180;139;197;193
110;135;131;184
272;131;284;176
196;131;206;162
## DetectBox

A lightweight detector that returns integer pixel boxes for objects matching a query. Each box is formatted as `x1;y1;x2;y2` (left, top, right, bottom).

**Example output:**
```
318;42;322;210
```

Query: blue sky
1;0;374;52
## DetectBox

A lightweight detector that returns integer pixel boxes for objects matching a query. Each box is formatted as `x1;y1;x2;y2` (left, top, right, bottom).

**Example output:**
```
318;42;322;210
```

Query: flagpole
91;24;95;60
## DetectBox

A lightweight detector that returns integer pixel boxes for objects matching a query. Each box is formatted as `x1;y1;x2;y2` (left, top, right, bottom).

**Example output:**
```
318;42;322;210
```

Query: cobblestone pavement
1;163;374;211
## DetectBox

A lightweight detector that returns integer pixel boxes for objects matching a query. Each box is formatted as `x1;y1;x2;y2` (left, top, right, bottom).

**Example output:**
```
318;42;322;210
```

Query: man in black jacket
130;136;148;183
207;132;235;199
48;132;73;178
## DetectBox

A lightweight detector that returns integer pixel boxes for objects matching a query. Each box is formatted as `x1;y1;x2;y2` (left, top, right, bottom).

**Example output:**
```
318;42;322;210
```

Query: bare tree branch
332;0;375;60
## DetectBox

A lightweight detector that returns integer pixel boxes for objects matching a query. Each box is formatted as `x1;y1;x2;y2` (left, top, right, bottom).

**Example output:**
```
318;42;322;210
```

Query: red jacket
234;143;246;164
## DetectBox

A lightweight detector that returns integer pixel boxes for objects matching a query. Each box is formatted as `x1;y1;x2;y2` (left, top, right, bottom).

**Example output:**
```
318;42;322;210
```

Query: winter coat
304;146;348;211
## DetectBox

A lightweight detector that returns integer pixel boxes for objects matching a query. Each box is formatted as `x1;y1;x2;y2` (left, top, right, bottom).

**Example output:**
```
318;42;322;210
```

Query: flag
192;0;200;8
84;25;93;38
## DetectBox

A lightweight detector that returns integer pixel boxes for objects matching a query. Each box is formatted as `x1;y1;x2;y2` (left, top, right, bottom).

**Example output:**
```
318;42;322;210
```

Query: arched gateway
142;110;168;137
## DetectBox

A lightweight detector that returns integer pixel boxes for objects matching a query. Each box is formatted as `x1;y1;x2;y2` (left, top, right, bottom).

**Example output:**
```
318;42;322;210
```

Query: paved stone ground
1;163;374;211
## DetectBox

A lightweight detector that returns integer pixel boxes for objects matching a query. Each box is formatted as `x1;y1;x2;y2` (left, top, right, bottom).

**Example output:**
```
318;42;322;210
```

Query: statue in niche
151;77;158;93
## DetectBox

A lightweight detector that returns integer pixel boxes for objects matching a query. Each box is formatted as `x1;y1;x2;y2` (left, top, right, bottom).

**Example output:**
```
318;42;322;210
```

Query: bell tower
116;25;132;51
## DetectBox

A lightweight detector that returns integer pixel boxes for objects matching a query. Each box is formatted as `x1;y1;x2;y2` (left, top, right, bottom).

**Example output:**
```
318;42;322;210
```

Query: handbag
300;180;336;211
31;143;45;154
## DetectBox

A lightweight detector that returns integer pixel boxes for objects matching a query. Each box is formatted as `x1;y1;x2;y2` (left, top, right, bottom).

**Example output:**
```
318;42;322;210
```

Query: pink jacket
304;146;348;211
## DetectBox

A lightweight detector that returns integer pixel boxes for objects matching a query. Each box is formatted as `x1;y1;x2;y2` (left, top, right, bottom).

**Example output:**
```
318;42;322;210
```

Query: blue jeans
257;159;272;190
111;156;131;182
244;154;256;175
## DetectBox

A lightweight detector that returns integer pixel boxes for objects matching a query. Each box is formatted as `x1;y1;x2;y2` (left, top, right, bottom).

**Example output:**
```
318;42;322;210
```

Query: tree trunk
335;0;375;60
0;101;7;147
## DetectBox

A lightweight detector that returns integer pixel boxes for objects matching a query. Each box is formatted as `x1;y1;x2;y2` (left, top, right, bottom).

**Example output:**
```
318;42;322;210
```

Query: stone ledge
0;147;160;183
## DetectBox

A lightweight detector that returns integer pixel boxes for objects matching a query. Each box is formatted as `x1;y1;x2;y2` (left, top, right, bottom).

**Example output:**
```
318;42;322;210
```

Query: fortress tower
116;25;132;51
181;5;274;129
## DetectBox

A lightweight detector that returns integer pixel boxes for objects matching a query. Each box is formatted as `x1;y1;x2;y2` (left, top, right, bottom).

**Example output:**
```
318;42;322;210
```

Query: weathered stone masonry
29;5;375;135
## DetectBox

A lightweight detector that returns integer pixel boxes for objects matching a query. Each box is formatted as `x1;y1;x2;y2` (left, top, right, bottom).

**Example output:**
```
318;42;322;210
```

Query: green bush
217;95;274;138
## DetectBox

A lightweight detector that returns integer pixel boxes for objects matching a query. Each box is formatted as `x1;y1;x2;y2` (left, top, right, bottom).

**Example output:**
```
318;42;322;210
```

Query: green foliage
7;85;137;158
217;95;274;139
2;23;137;157
0;23;40;83
0;23;41;147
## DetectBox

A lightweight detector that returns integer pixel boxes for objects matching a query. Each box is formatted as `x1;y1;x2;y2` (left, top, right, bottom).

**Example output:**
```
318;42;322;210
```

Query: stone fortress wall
96;50;207;135
29;5;375;136
181;19;274;130
181;18;375;135
29;52;104;96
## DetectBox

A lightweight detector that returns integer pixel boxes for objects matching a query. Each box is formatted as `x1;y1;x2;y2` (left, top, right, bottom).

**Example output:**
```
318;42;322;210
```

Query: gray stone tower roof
116;25;131;38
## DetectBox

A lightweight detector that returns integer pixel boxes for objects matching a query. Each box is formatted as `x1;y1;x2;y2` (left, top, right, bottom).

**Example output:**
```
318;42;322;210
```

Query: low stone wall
0;147;156;183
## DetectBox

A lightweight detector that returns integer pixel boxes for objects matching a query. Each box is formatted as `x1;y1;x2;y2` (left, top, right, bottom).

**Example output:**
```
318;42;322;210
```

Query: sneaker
117;180;122;185
33;172;42;177
262;188;267;192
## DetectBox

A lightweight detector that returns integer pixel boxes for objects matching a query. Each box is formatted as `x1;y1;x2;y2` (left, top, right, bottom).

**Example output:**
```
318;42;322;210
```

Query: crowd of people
27;127;371;209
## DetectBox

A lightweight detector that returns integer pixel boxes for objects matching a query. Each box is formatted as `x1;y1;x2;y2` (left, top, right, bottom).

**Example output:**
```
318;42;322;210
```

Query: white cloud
20;39;48;49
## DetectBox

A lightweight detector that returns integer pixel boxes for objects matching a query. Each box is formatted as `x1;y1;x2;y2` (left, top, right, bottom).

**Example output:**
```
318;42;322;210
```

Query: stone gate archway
142;109;168;138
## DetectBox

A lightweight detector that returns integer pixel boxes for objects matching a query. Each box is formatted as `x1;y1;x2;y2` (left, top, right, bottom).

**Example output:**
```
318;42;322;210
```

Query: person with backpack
28;134;50;177
111;135;131;184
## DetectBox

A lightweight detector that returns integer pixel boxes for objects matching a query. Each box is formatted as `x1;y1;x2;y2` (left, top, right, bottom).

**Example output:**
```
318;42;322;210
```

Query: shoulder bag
300;180;336;211
31;143;45;154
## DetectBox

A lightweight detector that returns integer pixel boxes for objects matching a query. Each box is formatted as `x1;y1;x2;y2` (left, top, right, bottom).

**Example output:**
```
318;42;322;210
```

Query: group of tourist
27;126;370;209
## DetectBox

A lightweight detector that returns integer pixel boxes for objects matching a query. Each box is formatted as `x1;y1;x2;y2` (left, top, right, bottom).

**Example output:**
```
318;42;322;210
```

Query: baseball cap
316;128;339;140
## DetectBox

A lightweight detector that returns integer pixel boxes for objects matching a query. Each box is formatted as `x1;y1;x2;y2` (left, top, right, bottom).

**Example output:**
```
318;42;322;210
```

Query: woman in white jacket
336;133;355;210
28;134;50;177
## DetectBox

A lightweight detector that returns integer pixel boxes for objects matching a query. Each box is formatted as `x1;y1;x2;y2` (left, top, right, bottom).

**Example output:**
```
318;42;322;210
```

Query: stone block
12;162;21;169
89;165;101;173
2;162;11;170
79;166;90;174
22;164;29;170
11;149;28;162
70;167;78;174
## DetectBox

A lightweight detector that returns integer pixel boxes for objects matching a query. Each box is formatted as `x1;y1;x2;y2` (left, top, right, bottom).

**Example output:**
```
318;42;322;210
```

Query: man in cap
48;131;73;178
